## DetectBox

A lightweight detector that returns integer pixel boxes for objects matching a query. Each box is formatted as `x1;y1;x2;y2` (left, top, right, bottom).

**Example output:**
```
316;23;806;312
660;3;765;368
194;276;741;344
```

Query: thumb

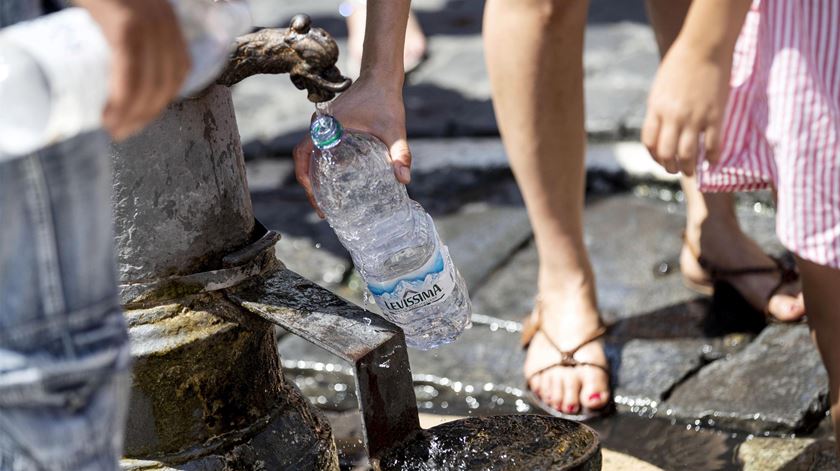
388;138;413;184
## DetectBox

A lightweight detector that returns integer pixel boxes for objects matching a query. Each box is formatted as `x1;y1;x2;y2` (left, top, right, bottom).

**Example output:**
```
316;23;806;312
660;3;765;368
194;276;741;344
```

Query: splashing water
315;100;333;117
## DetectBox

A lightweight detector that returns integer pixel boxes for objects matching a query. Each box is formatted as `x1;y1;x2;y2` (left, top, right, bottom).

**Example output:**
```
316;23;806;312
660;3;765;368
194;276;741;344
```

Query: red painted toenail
567;405;578;413
588;393;602;402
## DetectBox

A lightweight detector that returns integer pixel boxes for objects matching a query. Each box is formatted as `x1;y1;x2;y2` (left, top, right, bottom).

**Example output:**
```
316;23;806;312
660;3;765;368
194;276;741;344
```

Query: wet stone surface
238;0;830;464
610;339;706;404
738;436;838;470
256;158;829;461
666;324;829;435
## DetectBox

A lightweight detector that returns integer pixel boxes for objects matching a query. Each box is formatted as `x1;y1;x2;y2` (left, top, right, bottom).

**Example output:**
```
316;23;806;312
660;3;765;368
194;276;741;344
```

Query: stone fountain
112;13;601;471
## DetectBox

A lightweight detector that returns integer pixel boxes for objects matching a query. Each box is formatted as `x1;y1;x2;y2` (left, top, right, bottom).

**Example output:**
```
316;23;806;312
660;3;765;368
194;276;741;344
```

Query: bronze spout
216;14;352;102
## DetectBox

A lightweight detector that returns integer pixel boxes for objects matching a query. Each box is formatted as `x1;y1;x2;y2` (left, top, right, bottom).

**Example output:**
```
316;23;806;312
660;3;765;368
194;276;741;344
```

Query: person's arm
294;0;411;217
641;0;751;176
75;0;190;140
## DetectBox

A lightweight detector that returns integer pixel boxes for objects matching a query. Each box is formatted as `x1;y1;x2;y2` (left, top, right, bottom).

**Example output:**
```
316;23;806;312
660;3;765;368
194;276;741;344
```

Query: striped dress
697;0;840;269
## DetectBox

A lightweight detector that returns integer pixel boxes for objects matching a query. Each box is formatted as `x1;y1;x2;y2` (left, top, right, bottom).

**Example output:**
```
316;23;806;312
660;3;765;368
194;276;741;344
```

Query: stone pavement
235;0;836;469
233;0;659;157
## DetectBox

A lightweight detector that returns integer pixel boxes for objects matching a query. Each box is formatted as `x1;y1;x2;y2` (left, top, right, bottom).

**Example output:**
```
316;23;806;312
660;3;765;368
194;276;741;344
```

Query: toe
580;367;611;410
561;374;582;415
767;292;806;322
528;373;543;398
547;372;565;412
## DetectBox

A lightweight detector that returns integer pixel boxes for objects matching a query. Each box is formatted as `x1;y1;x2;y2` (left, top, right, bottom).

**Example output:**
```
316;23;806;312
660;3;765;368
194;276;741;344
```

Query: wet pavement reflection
284;360;746;470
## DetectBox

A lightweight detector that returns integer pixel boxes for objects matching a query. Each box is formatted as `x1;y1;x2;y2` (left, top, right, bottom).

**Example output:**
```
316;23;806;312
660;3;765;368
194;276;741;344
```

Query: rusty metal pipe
217;14;352;102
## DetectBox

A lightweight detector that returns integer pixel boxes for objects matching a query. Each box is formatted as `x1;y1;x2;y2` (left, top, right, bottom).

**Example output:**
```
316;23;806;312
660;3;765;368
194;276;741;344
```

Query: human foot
681;223;805;322
345;3;427;75
522;289;611;418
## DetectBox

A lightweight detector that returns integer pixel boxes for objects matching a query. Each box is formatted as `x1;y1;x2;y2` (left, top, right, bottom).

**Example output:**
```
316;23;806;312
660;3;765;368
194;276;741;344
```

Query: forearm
677;0;751;60
360;0;410;89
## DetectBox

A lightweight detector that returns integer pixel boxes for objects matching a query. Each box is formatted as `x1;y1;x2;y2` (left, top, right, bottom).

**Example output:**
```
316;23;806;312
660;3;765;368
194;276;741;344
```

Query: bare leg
646;0;805;321
484;0;609;414
796;257;840;453
346;3;426;73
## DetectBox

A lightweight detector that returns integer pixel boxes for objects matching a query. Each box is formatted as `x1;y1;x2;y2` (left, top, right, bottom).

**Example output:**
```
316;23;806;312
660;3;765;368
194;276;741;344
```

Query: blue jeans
0;4;131;470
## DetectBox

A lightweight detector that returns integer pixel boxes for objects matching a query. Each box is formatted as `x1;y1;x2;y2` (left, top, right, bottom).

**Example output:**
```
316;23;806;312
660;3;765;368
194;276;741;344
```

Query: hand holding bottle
293;77;411;218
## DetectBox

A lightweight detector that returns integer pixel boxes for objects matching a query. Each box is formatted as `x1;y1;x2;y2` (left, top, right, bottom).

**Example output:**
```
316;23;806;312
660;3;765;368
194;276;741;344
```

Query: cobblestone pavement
233;0;658;156
236;0;837;469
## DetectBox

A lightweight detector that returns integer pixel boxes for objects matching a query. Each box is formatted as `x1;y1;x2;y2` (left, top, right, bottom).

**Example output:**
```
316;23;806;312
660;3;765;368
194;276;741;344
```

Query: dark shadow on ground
251;166;636;262
241;84;496;159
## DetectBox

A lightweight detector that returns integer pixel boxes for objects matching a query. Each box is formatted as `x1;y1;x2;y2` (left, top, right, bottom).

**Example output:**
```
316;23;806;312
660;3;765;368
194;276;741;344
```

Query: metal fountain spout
217;14;351;102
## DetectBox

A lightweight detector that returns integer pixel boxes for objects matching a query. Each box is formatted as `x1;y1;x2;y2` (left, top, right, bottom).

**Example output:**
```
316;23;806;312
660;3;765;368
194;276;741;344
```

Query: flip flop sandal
683;240;803;323
521;301;613;421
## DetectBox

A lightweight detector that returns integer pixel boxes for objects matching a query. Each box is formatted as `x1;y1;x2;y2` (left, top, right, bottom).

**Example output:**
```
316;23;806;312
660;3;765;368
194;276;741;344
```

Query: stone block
666;324;829;434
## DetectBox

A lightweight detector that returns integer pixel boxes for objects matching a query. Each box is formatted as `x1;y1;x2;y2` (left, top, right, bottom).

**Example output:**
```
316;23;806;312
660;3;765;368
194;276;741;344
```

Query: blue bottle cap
310;114;343;150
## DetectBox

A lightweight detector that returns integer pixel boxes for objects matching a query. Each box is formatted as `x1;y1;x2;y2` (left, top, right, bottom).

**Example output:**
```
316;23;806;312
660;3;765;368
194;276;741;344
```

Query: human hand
76;0;190;140
293;77;410;218
641;39;731;176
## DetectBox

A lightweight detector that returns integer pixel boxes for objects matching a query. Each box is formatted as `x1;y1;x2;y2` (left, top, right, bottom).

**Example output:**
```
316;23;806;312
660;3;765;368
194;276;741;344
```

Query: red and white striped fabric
697;0;840;268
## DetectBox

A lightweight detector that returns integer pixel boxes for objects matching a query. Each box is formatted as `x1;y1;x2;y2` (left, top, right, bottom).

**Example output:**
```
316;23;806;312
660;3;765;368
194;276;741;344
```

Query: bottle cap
310;114;343;150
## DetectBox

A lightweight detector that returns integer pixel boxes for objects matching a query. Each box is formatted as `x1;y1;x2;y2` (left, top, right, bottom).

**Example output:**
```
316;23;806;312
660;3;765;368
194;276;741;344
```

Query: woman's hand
293;77;409;218
641;39;731;176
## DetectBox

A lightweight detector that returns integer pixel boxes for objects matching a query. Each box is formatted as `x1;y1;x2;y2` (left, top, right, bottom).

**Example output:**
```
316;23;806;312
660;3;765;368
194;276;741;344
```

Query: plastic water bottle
0;0;251;158
308;114;472;350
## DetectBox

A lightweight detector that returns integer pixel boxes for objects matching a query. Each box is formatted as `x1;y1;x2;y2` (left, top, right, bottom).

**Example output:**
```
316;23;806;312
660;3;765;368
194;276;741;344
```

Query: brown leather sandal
682;239;802;321
521;300;613;421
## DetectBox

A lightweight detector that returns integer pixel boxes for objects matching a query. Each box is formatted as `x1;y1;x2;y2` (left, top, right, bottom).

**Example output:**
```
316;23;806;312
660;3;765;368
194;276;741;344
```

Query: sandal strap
697;255;783;278
522;298;609;380
541;324;608;360
684;233;801;299
521;311;541;349
684;232;782;278
530;359;610;379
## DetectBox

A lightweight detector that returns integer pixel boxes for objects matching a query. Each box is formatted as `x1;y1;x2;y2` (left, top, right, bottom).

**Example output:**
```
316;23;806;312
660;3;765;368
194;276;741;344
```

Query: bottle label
368;238;458;316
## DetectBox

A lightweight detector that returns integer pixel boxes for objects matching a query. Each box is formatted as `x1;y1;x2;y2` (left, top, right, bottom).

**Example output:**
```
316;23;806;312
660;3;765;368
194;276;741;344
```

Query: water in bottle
0;0;251;158
308;114;472;350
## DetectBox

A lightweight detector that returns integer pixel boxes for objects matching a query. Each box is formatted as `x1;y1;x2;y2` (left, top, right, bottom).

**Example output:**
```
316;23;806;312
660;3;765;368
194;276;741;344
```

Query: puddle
283;360;747;470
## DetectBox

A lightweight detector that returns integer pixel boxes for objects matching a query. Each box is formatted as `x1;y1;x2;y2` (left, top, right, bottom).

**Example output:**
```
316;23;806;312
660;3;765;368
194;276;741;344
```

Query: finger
293;138;325;218
676;127;700;177
641;111;661;161
143;15;174;125
703;125;722;165
656;122;681;174
103;33;141;139
163;2;190;96
152;3;184;112
125;3;166;132
293;139;313;190
388;138;412;184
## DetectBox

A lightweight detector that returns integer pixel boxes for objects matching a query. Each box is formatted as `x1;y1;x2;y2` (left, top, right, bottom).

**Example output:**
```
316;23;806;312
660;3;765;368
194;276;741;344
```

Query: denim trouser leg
0;0;40;25
0;132;131;471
